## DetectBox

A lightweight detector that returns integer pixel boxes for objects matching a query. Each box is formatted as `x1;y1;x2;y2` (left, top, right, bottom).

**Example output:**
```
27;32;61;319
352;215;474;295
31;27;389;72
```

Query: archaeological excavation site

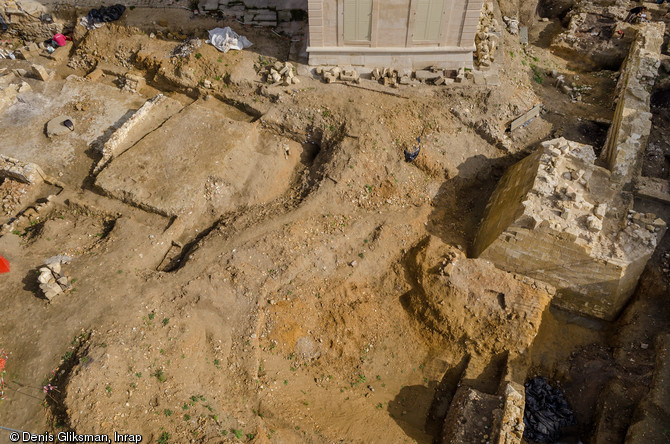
1;0;670;442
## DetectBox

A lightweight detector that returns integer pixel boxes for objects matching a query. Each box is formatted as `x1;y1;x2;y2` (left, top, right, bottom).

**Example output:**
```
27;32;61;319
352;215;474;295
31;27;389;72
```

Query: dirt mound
402;236;553;358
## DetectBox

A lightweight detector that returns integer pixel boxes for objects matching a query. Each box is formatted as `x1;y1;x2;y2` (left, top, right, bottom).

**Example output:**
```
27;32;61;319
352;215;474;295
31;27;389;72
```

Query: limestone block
474;137;666;320
30;64;50;81
0;155;45;184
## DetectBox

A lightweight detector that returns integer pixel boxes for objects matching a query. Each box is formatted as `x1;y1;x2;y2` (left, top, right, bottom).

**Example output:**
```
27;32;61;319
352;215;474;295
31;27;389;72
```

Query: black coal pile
523;377;576;443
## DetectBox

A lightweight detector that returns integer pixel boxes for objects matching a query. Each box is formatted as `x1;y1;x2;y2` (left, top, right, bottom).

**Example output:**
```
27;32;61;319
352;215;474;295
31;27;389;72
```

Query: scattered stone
37;259;72;301
170;38;202;58
314;65;360;84
259;60;299;86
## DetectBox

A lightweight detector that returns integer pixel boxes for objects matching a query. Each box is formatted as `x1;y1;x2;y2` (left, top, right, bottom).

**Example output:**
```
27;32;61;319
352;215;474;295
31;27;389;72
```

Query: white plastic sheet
206;27;253;53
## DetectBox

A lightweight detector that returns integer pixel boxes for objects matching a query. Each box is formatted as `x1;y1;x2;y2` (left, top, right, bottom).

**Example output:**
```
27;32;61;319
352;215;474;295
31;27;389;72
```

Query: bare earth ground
0;3;669;444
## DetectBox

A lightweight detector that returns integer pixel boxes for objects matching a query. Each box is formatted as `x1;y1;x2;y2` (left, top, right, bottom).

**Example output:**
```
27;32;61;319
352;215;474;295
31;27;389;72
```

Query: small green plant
164;409;173;417
183;414;191;421
12;230;22;236
148;313;155;320
135;372;142;378
158;432;170;444
153;369;166;382
162;318;170;326
322;110;330;118
182;403;189;410
105;384;112;393
530;64;544;84
233;429;243;439
195;53;202;59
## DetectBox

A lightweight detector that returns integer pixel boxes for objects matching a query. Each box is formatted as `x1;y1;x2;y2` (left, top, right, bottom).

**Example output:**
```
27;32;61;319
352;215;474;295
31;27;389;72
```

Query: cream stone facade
307;0;485;69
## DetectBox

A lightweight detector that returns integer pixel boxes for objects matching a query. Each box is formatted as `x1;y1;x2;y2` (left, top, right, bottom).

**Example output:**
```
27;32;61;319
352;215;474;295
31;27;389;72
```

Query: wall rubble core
473;138;666;321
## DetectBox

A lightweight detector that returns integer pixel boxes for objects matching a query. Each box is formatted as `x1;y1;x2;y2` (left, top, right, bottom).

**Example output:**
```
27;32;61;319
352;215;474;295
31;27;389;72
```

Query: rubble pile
0;196;55;236
316;66;360;84
37;258;72;301
122;72;145;93
259;61;300;86
523;377;576;443
503;16;520;35
475;2;500;69
170;38;202;58
0;178;27;216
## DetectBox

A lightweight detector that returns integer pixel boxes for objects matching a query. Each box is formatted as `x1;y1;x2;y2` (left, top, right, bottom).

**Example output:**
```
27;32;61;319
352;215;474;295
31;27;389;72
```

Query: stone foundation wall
2;1;308;29
474;138;666;321
601;22;665;187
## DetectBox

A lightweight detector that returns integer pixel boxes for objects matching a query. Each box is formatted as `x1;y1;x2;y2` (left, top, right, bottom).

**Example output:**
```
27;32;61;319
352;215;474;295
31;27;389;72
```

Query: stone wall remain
2;1;308;29
600;22;665;187
473;138;666;321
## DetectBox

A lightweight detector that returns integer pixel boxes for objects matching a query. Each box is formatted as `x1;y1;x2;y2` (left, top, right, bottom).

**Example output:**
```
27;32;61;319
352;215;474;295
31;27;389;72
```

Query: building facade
307;0;485;69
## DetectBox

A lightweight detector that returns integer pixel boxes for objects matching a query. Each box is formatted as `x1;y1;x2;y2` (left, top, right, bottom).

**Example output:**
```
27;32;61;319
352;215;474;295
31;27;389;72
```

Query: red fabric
53;34;67;47
0;255;8;274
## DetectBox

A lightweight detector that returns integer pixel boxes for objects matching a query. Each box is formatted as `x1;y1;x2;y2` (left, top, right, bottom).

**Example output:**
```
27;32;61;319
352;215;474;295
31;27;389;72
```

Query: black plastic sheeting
523;377;576;443
86;4;126;26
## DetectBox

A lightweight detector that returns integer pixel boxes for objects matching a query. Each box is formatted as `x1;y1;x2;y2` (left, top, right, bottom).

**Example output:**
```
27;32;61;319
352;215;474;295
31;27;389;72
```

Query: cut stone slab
31;64;50;81
415;70;442;81
46;115;74;137
95;103;304;218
